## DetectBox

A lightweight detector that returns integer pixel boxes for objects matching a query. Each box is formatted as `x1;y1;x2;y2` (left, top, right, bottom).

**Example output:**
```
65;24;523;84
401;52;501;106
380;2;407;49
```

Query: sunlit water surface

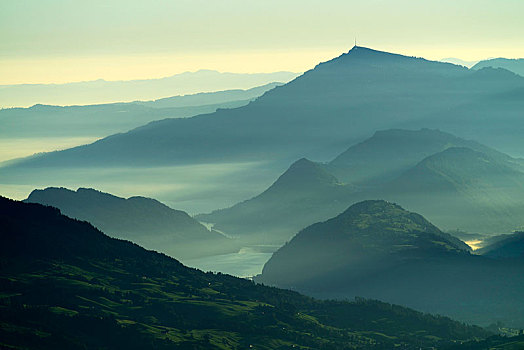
183;247;274;278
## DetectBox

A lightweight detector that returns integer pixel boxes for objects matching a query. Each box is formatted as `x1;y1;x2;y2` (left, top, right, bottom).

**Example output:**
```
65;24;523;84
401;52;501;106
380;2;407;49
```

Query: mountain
328;128;511;185
199;129;524;244
25;187;235;259
0;196;490;349
0;70;298;107
380;147;524;233
258;200;471;287
135;82;282;109
197;158;354;245
256;200;524;327
0;83;281;140
472;58;524;77
440;58;479;68
6;46;524;170
478;231;524;259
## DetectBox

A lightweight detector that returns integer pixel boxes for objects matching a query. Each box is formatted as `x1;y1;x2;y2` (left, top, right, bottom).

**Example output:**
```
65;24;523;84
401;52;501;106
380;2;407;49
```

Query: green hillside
25;187;237;259
0;196;490;349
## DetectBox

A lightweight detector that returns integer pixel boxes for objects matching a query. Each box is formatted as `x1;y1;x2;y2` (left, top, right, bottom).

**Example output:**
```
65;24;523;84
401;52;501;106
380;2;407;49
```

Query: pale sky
1;0;523;84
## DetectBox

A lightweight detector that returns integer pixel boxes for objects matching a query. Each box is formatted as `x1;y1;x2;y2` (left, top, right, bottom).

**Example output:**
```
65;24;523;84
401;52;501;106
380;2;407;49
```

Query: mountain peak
326;46;410;65
268;158;340;192
311;46;468;78
340;199;400;215
288;157;320;170
328;128;486;185
321;199;471;253
259;199;470;290
334;200;440;234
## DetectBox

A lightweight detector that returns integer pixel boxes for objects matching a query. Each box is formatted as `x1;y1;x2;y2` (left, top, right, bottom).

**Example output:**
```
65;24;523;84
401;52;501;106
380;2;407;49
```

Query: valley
2;38;524;349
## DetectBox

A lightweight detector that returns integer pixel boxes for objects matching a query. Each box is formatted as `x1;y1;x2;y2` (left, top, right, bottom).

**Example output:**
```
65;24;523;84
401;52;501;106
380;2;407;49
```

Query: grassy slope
0;197;489;349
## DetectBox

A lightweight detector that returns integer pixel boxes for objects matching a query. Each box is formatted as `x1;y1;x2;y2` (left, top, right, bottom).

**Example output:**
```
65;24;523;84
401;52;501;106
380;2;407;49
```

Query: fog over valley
2;2;524;347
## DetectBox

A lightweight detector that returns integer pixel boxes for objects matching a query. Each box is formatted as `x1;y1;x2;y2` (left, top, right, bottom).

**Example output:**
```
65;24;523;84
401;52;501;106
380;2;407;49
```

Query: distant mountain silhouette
440;58;479;68
256;200;524;327
0;83;280;140
136;82;282;109
0;70;298;107
200;129;524;243
328;128;509;185
472;58;524;77
380;146;524;232
0;196;489;349
25;187;235;259
198;158;353;244
267;158;341;191
6;46;524;170
478;231;524;259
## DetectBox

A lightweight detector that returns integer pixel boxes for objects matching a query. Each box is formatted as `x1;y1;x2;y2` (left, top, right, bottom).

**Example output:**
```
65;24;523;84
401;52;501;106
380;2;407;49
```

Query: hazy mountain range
0;83;280;141
25;187;236;259
4;46;524;171
256;200;524;327
0;82;281;165
478;231;524;259
473;58;524;77
0;70;298;107
440;57;480;68
199;129;524;242
3;44;524;348
0;196;493;349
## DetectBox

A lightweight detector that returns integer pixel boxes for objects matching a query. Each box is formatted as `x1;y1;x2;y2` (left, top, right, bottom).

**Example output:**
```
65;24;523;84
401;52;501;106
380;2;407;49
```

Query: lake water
184;247;274;278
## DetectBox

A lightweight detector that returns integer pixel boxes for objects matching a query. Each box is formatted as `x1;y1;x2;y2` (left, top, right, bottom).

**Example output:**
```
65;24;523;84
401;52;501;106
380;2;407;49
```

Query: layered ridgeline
198;158;354;244
25;187;236;259
200;129;524;241
378;146;524;233
0;70;298;107
0;196;490;349
256;201;524;327
472;58;524;77
327;128;513;185
478;231;524;259
0;83;281;140
5;46;524;169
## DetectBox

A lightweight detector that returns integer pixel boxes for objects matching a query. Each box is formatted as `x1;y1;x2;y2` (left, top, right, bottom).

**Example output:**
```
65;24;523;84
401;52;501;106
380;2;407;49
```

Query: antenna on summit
354;38;357;47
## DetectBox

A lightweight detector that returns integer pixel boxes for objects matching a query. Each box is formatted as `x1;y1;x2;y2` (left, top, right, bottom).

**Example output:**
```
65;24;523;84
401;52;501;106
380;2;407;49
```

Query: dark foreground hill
25;187;235;259
0;196;490;349
256;201;524;327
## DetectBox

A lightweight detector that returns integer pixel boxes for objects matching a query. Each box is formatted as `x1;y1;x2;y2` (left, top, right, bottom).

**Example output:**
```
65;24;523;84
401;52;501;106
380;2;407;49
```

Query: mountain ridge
0;70;298;108
25;187;236;259
4;46;524;170
197;158;352;244
256;200;524;327
0;196;490;349
200;129;524;242
472;57;524;77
